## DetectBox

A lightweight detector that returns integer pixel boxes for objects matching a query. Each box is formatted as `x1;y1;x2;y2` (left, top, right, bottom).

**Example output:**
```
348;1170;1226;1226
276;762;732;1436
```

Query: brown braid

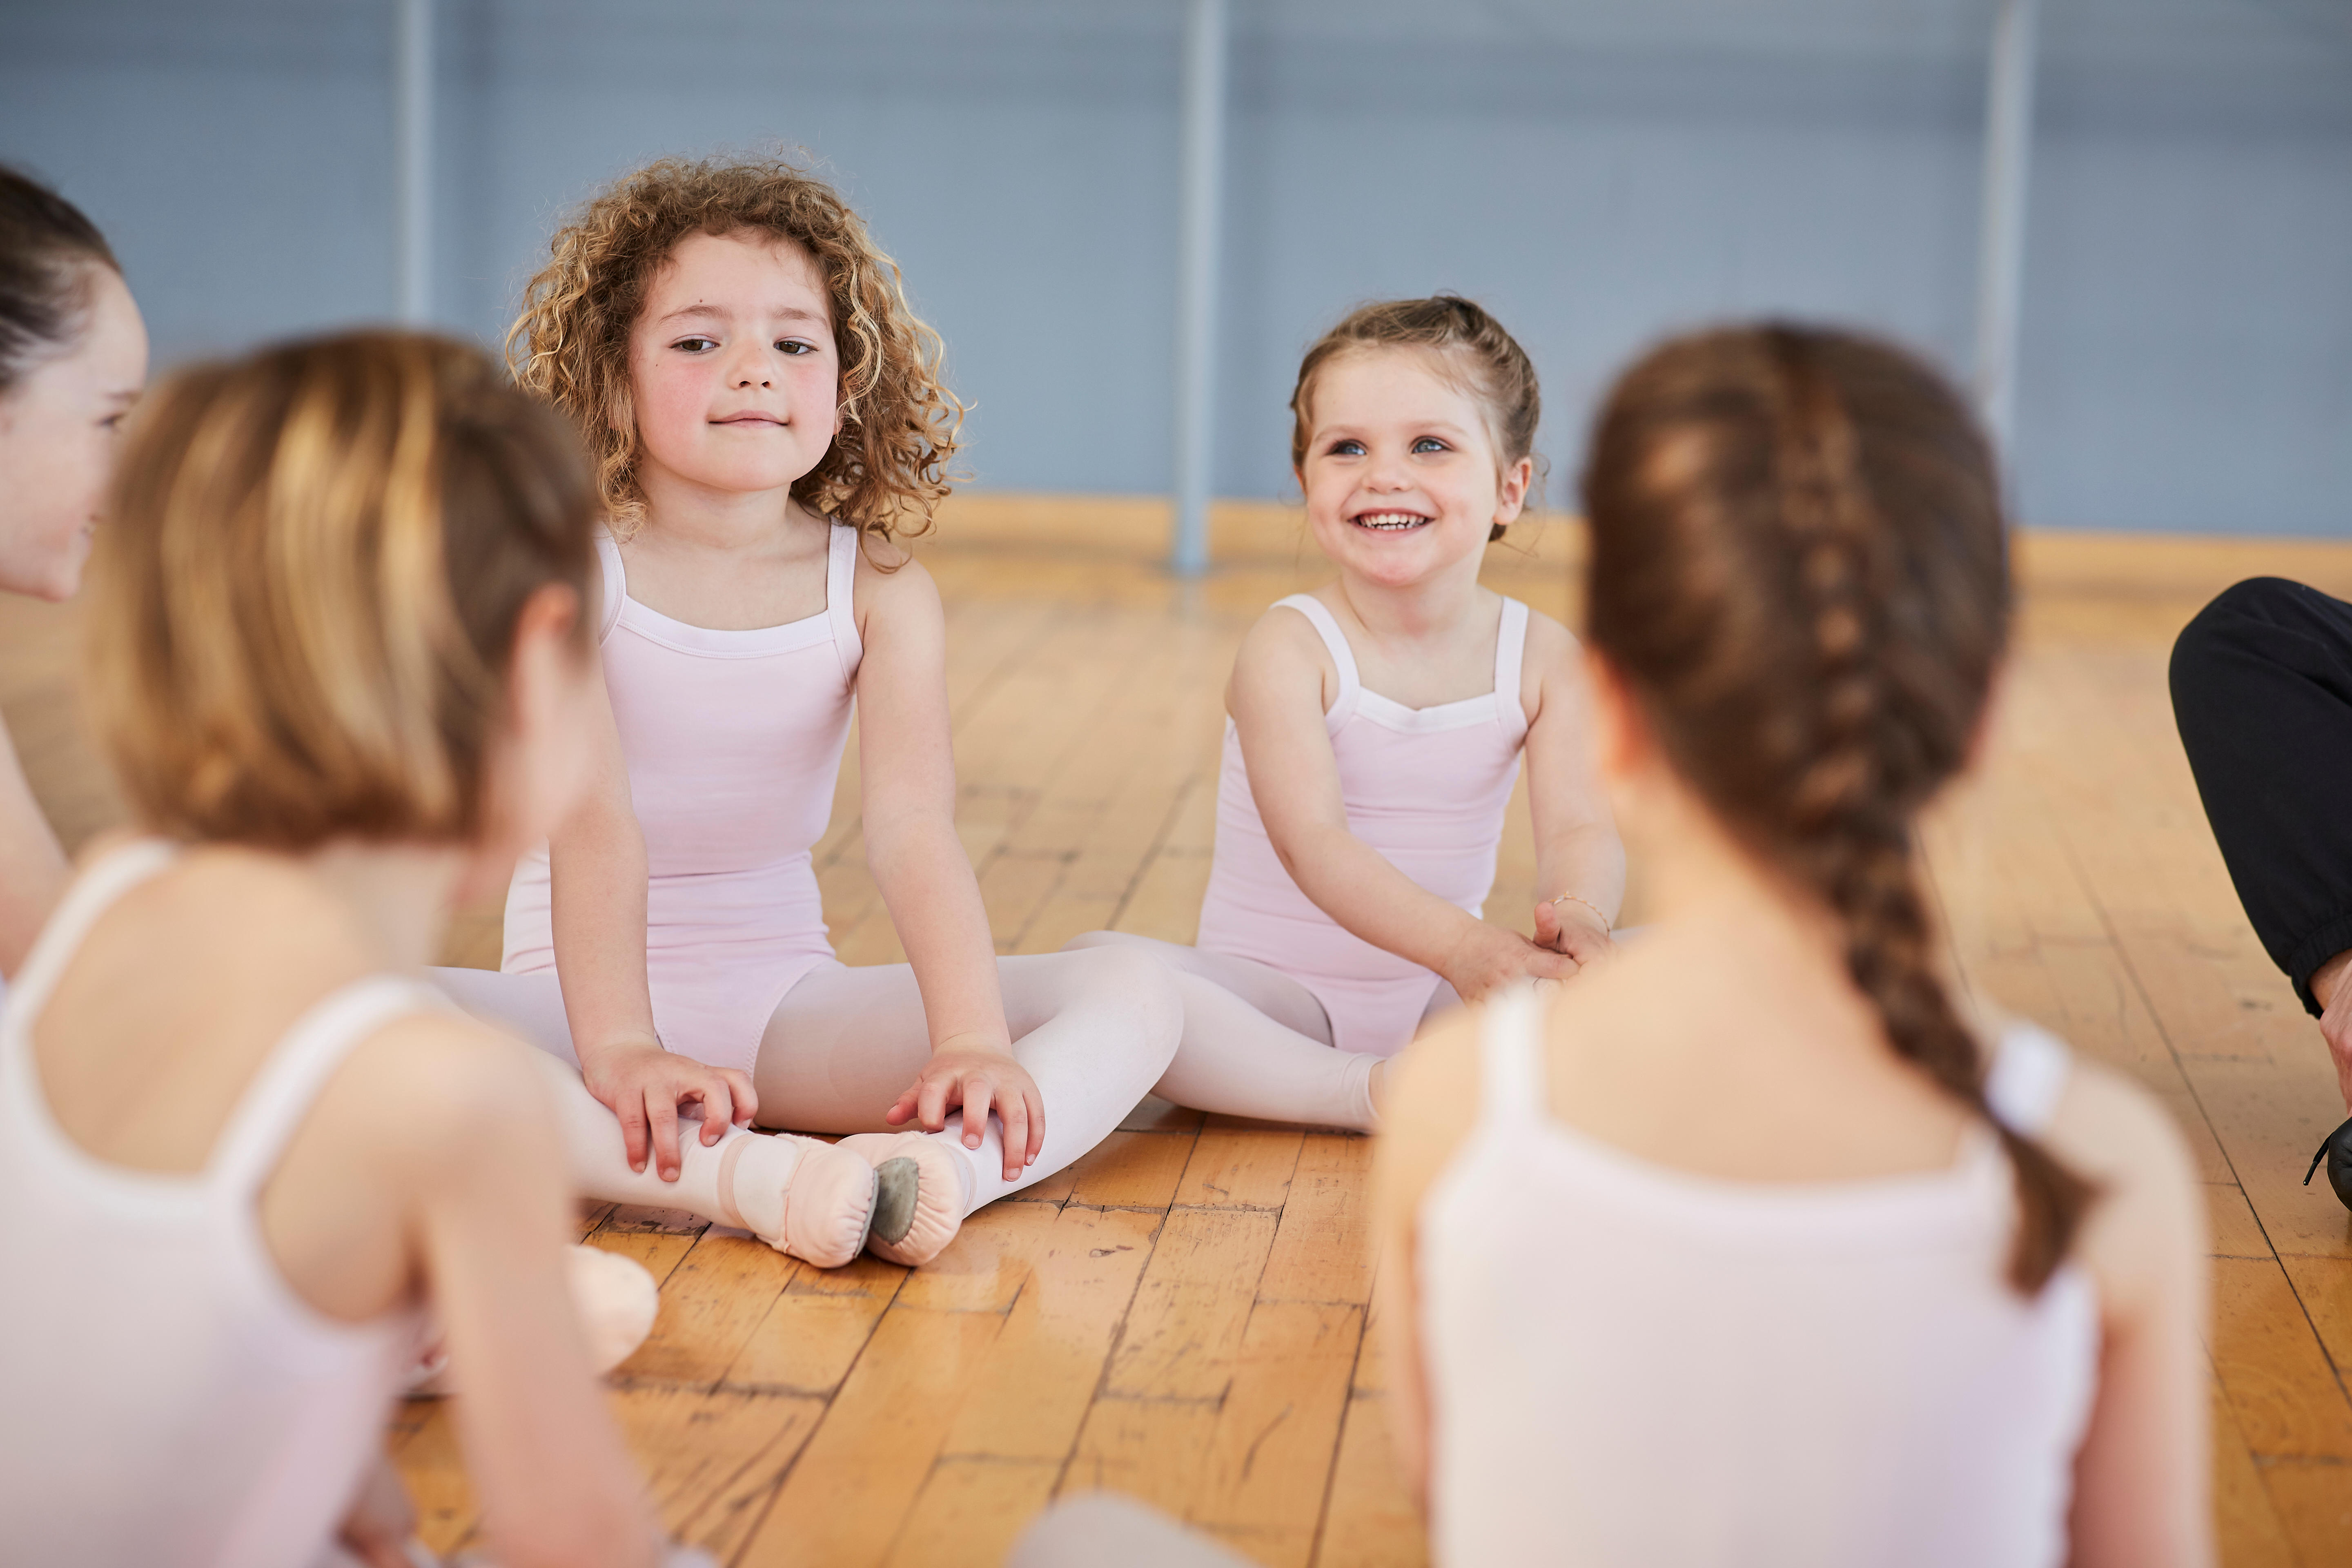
1581;323;2094;1293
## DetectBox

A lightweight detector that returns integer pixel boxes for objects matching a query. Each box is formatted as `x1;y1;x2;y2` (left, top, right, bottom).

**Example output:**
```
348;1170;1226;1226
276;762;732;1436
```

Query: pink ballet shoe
720;1132;879;1269
404;1244;658;1396
835;1131;968;1266
567;1243;661;1374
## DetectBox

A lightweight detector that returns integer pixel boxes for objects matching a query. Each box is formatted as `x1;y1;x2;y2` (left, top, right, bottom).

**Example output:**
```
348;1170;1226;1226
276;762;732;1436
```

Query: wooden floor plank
738;1308;1009;1566
1104;1208;1283;1402
1314;1395;1427;1568
938;1204;1163;1464
2211;1257;2352;1461
1187;1301;1365;1568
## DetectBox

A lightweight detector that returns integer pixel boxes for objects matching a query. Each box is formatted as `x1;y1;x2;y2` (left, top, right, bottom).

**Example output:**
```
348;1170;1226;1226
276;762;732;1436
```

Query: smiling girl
1066;297;1623;1127
432;155;1179;1270
0;167;148;973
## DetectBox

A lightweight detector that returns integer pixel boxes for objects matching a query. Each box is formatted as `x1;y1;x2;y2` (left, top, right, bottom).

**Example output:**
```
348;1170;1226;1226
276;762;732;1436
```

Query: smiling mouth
1351;510;1431;532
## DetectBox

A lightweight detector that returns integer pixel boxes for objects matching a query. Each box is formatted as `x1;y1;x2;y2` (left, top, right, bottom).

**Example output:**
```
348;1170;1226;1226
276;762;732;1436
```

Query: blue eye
1329;439;1366;457
1413;437;1450;454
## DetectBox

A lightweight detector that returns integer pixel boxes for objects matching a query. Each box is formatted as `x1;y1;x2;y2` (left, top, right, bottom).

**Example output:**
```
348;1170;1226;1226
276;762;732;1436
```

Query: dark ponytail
0;165;119;397
1582;323;2094;1293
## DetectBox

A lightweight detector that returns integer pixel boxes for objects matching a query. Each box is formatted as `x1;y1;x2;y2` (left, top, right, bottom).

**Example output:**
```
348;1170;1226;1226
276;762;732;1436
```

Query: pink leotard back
1194;593;1530;1057
502;523;862;1073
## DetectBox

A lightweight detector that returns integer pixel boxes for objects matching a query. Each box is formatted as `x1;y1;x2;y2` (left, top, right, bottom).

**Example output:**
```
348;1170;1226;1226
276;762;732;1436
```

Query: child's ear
1493;455;1534;528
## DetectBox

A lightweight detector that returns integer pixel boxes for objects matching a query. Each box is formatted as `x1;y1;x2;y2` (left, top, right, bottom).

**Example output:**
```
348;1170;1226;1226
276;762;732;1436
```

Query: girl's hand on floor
1533;898;1615;972
888;1042;1045;1181
335;1454;422;1568
580;1038;758;1182
1443;920;1579;1004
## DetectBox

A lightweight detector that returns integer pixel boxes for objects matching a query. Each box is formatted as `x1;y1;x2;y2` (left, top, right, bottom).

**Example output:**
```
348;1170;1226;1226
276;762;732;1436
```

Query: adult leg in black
2172;578;2352;1195
2171;579;2352;1014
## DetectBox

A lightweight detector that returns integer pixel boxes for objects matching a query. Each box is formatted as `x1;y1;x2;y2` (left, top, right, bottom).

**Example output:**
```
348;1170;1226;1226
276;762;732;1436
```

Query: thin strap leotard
1194;594;1531;1057
1419;989;2100;1566
501;523;863;1073
0;842;434;1568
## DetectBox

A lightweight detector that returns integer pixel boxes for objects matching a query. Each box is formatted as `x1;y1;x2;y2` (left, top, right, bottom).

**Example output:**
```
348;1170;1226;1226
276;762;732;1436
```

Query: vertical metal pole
1170;0;1227;577
1973;0;2040;454
393;0;435;324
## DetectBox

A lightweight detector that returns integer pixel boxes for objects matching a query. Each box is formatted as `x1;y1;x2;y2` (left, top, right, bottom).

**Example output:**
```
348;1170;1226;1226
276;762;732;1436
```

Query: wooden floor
9;504;2352;1564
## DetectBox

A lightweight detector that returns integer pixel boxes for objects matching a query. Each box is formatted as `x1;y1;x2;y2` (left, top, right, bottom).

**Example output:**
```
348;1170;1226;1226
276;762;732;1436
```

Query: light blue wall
2;0;2347;533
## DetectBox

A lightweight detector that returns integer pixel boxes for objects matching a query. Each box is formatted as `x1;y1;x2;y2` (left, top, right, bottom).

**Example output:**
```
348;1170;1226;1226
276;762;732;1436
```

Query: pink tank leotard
1194;593;1530;1058
502;523;863;1074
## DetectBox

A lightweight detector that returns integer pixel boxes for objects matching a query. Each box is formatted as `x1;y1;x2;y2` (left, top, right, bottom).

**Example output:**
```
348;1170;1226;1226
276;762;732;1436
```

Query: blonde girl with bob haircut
1063;296;1623;1128
0;333;708;1567
432;154;1180;1269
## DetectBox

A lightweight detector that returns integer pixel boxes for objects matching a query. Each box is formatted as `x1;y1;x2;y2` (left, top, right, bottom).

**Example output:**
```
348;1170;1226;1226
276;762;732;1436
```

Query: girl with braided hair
1065;296;1624;1129
1357;323;2211;1566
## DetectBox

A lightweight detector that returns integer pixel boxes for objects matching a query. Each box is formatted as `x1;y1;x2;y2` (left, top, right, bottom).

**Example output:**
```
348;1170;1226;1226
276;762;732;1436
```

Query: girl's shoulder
2026;1037;2205;1320
1229;594;1346;708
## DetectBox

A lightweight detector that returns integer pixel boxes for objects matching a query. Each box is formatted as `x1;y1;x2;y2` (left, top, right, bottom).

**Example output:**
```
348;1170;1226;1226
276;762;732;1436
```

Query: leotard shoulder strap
1492;597;1530;742
826;522;863;684
1273;594;1361;729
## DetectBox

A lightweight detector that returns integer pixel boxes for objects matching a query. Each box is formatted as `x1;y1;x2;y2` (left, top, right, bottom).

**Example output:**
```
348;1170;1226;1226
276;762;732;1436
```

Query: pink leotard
1194;593;1530;1057
501;523;862;1074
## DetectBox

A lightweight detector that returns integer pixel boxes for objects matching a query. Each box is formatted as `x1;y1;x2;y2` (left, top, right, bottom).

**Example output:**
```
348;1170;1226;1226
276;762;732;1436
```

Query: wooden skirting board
920;491;2352;605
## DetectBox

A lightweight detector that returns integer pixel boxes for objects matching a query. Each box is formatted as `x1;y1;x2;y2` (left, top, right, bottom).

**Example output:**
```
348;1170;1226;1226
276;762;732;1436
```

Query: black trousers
2172;578;2352;1016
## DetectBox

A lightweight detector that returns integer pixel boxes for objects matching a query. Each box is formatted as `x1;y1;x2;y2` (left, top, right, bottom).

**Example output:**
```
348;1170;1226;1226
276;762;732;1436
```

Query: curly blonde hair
507;152;963;546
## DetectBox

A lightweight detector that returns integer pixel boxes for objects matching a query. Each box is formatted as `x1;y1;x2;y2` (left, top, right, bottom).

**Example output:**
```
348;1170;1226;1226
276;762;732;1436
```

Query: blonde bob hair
89;331;598;849
508;152;963;546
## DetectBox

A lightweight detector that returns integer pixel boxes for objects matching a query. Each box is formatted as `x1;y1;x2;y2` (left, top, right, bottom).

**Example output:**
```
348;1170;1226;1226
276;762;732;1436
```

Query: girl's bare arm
548;657;754;1178
0;719;68;976
853;551;1042;1175
1518;615;1625;962
1369;1007;1487;1512
2057;1066;2214;1568
383;1023;665;1568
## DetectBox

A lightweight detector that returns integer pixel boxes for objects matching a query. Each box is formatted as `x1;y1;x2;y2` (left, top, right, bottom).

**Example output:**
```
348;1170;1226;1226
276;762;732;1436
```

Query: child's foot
567;1242;662;1373
405;1244;659;1396
836;1131;971;1266
718;1131;880;1269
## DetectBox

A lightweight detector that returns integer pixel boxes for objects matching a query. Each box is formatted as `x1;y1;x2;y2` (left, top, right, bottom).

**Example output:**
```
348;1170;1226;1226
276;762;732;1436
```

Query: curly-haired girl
433;154;1179;1269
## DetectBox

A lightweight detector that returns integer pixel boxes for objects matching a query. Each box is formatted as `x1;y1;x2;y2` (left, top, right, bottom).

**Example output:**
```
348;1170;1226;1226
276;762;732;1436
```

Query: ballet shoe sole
837;1131;966;1267
775;1144;880;1270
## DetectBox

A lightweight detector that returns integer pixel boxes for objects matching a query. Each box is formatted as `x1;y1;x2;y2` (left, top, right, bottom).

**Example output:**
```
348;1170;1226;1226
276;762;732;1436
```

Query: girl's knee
1059;928;1142;956
1065;944;1184;1063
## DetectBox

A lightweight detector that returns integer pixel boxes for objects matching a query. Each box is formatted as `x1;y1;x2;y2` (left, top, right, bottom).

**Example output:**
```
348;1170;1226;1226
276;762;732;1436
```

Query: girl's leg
429;967;879;1266
1060;932;1382;1132
1008;1495;1252;1568
751;943;1183;1213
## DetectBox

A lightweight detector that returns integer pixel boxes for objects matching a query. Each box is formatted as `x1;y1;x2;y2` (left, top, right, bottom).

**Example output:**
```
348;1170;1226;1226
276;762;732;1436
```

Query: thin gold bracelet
1547;891;1610;929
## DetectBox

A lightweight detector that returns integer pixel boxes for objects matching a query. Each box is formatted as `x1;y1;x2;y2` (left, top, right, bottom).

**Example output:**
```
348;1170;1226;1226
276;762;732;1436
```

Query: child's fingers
996;1093;1028;1179
647;1095;682;1181
961;1077;995;1154
1024;1087;1046;1164
723;1068;759;1127
698;1078;732;1145
619;1095;651;1175
916;1074;956;1134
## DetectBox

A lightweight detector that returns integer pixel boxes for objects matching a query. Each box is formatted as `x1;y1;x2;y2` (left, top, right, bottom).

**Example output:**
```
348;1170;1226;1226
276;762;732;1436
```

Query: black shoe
2303;1116;2352;1211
